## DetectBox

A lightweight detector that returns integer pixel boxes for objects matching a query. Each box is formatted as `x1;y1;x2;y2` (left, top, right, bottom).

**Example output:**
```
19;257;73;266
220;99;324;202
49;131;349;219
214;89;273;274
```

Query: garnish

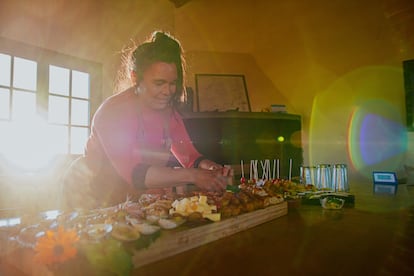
226;184;240;193
82;238;132;276
34;226;79;265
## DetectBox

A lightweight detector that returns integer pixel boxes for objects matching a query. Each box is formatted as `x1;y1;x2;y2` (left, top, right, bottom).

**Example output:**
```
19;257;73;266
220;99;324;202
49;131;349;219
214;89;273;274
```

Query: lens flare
348;100;407;178
308;65;406;180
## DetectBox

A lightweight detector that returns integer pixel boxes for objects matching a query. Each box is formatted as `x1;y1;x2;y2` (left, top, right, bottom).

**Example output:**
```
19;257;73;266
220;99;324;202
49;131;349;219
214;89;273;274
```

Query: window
47;65;91;154
0;37;101;170
0;55;37;121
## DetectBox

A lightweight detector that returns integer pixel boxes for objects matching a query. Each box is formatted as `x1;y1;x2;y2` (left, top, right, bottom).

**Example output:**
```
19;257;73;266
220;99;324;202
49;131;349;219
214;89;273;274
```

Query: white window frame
0;37;102;156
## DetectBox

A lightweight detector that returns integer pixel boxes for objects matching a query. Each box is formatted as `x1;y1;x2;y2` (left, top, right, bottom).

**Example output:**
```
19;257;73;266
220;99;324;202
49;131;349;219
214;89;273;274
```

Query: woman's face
137;62;178;110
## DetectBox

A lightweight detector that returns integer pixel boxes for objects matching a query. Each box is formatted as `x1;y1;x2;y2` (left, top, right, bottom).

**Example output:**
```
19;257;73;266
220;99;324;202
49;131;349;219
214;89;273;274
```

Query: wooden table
132;203;414;276
2;197;414;275
0;202;288;275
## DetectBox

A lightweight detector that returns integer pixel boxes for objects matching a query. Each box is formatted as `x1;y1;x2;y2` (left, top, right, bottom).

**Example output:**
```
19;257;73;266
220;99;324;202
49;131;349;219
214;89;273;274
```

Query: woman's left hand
198;159;234;177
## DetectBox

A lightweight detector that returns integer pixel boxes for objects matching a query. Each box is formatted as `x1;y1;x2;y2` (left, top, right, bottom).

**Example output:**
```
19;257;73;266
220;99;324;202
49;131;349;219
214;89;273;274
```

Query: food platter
16;224;45;248
132;201;288;267
1;180;294;274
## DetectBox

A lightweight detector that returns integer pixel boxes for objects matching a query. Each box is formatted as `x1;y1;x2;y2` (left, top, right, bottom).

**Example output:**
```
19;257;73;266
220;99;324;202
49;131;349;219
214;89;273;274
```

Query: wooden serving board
132;201;288;267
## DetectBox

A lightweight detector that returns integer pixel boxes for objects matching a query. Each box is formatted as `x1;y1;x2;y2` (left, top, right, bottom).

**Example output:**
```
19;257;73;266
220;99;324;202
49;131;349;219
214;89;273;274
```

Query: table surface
1;186;414;276
131;203;414;276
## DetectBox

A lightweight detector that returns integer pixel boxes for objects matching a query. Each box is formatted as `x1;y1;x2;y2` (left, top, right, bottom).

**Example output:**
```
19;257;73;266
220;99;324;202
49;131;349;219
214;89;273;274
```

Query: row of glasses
300;164;349;192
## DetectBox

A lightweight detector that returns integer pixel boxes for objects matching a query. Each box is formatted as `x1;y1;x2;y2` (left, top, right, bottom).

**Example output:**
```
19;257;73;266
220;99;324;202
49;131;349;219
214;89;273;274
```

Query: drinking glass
316;164;332;190
332;164;349;192
300;166;317;185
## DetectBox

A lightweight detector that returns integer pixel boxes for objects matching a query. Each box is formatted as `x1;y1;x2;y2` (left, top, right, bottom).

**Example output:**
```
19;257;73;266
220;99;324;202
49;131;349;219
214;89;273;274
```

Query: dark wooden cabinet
182;112;303;179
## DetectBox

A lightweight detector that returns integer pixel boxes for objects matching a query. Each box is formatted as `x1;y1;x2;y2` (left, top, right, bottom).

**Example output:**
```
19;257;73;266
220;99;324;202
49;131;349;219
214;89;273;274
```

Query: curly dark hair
116;31;187;109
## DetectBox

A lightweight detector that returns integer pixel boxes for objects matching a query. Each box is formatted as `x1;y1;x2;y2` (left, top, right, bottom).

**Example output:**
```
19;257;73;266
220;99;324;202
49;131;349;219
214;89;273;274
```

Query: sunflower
34;226;80;265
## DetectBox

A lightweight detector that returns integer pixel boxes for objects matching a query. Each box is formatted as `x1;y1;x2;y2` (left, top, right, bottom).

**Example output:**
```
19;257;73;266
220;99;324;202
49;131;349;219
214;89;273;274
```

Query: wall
0;0;176;100
185;51;291;112
175;0;414;184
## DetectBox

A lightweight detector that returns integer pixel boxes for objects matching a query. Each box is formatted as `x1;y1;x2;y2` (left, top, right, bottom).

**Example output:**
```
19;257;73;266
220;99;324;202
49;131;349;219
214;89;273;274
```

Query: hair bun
152;31;181;54
152;31;169;42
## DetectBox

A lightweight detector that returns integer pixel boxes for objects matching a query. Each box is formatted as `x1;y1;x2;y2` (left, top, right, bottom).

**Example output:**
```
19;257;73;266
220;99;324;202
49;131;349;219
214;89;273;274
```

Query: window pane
0;88;10;119
71;98;89;126
0;53;11;86
48;125;68;154
70;126;88;154
48;95;69;124
12;90;36;120
13;57;37;90
72;70;90;99
49;65;69;96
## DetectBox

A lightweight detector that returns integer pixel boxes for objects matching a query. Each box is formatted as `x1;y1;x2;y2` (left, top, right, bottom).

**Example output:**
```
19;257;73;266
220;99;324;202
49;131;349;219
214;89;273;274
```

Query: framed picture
195;74;251;112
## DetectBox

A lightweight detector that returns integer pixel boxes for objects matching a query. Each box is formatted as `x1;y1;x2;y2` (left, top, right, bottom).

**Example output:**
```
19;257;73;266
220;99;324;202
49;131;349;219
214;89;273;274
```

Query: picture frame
195;74;251;112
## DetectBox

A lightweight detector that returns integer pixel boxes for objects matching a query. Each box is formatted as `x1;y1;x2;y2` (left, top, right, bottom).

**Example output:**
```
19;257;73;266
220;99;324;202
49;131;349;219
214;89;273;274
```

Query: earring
135;86;141;95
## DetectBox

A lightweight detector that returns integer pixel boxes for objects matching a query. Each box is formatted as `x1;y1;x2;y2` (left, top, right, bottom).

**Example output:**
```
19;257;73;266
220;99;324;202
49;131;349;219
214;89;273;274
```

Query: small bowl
320;197;345;210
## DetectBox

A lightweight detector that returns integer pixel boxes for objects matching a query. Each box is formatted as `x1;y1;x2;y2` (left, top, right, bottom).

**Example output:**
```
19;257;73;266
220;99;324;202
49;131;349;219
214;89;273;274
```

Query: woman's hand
192;168;232;191
193;159;234;191
198;159;234;177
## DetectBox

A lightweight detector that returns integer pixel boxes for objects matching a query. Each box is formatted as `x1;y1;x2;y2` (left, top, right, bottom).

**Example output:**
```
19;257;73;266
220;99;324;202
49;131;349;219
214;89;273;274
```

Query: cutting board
132;201;288;267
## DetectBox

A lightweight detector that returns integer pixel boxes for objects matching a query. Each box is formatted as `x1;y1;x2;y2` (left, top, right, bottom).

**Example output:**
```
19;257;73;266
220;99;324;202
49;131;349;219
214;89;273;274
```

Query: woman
62;31;232;210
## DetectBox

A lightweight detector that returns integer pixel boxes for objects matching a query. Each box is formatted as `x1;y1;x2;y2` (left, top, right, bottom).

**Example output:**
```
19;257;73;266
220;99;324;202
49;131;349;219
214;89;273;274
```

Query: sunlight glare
0;115;60;171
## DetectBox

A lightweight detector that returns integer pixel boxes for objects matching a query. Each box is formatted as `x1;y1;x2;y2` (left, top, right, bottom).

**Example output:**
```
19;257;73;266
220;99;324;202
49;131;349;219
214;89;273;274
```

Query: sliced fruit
111;223;140;241
133;223;161;235
158;216;186;229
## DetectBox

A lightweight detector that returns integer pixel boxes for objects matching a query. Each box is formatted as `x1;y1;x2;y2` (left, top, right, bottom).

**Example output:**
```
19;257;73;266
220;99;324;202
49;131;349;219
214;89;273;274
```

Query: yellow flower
34;226;79;265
